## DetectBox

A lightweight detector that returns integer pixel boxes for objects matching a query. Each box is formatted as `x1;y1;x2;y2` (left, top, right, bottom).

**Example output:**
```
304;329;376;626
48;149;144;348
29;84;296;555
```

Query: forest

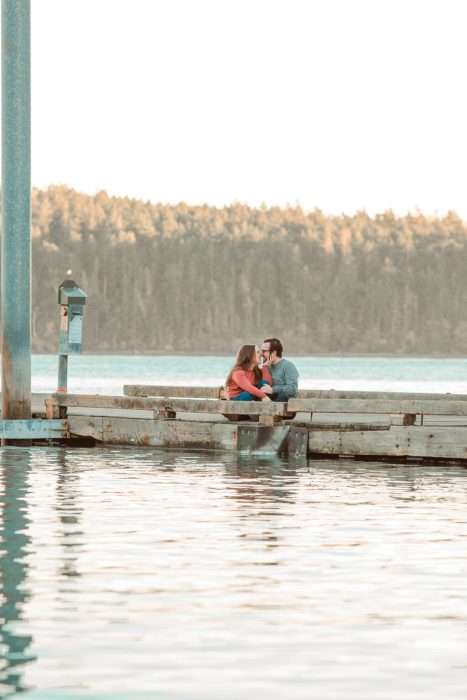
30;185;467;355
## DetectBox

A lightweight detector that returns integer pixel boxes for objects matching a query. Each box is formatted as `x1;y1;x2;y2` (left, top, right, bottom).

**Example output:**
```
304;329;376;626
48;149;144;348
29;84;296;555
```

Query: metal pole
57;296;69;393
1;0;31;420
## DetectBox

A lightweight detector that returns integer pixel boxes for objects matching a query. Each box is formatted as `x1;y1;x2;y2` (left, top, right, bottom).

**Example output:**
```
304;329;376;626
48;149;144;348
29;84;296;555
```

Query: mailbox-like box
58;280;87;354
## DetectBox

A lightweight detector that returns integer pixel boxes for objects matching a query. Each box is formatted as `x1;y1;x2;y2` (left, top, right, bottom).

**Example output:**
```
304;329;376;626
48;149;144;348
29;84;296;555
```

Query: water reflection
224;454;298;506
222;456;300;570
55;449;84;580
0;448;35;696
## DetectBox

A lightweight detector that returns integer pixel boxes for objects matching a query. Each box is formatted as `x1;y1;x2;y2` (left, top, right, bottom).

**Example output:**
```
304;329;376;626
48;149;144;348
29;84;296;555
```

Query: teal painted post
56;281;87;394
57;295;69;392
1;0;31;419
57;354;68;393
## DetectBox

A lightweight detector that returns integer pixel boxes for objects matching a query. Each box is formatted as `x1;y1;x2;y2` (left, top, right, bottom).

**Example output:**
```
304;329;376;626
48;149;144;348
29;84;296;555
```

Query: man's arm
272;361;299;398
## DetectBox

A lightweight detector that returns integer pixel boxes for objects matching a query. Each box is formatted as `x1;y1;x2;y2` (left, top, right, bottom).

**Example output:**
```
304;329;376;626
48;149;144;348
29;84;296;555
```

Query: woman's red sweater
227;367;272;399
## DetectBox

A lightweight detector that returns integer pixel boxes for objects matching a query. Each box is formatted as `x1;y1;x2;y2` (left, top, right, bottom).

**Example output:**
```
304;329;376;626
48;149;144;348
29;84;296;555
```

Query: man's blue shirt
269;358;299;398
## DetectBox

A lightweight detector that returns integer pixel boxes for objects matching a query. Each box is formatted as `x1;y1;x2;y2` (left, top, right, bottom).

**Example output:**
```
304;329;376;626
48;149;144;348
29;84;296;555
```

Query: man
260;338;298;402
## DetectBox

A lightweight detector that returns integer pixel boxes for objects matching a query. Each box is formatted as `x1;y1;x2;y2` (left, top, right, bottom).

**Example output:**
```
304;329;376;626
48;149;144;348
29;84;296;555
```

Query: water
30;354;467;395
2;355;467;697
1;447;467;699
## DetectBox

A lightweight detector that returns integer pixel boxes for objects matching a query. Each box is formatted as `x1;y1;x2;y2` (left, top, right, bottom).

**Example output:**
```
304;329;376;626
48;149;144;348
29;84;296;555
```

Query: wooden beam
68;415;238;450
259;415;276;426
151;399;287;416
308;426;467;461
0;419;66;439
289;398;467;416
124;384;221;398
47;393;287;416
296;389;467;401
310;422;391;431
123;385;467;402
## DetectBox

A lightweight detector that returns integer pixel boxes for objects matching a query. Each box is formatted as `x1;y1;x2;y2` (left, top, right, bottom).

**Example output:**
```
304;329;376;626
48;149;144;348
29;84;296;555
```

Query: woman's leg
231;381;271;401
232;390;256;401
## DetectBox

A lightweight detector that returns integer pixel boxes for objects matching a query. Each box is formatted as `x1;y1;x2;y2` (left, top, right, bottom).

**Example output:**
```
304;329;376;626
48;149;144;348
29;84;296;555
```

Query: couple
222;338;299;402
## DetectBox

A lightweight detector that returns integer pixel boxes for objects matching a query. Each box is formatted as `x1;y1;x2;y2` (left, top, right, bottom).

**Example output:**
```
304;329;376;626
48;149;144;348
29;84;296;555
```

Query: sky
29;0;467;217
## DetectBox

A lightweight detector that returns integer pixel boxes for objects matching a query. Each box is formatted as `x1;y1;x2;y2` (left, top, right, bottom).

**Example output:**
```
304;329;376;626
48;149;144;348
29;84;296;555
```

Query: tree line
29;185;467;355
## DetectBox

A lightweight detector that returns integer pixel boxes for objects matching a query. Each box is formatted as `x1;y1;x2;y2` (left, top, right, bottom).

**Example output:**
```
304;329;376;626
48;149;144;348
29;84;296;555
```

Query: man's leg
271;391;289;402
271;391;296;418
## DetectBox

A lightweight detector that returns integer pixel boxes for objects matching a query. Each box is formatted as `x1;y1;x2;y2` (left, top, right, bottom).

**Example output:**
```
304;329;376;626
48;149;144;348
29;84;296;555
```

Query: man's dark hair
264;337;283;358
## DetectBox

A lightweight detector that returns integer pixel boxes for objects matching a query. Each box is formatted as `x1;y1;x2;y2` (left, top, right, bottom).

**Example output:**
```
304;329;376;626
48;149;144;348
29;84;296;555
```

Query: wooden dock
29;385;467;464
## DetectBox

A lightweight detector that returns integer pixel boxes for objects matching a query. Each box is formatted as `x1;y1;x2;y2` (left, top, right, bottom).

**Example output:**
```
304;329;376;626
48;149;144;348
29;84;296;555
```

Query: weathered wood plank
49;394;287;416
66;414;467;461
289;398;467;416
298;389;467;401
0;392;50;417
288;427;309;459
50;393;176;411
146;398;287;415
124;385;221;398
237;424;290;454
308;426;467;460
69;415;289;454
307;422;391;431
259;415;276;426
421;415;467;427
45;398;59;419
124;385;467;402
69;415;103;439
68;415;238;450
0;419;66;439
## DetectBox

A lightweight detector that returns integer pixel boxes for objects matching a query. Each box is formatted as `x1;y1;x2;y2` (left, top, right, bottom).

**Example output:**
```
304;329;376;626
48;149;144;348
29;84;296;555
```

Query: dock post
57;354;68;394
56;280;87;395
1;0;31;420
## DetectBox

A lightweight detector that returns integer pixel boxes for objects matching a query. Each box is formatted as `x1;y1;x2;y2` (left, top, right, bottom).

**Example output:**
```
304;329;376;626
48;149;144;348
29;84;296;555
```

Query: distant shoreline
29;351;467;359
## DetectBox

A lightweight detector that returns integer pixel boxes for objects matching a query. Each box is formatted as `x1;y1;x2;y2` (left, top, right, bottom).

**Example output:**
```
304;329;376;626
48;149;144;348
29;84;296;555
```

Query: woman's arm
232;370;267;398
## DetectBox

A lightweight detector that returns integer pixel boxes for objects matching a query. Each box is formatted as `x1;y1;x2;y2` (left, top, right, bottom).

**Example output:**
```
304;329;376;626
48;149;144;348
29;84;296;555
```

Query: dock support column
1;0;31;420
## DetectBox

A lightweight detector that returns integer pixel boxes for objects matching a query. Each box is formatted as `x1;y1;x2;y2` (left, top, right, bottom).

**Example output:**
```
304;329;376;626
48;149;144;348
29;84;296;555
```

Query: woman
224;345;273;401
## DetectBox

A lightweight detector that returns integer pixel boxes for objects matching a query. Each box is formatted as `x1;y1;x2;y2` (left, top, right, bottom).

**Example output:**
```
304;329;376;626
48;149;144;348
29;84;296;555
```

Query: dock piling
1;0;31;420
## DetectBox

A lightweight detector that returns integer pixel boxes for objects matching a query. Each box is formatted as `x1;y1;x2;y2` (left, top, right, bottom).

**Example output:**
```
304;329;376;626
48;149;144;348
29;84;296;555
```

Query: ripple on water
0;446;467;699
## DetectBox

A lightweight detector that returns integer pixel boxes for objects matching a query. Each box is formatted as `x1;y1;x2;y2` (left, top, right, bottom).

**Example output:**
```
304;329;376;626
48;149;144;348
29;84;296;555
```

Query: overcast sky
30;0;467;216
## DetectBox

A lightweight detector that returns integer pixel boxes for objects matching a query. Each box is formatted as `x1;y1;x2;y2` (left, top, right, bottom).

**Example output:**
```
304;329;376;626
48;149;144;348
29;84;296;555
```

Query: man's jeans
271;391;292;402
232;379;269;401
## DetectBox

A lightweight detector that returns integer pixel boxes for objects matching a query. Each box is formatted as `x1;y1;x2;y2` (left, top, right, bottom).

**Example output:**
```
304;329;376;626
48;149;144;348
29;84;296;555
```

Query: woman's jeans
232;379;269;401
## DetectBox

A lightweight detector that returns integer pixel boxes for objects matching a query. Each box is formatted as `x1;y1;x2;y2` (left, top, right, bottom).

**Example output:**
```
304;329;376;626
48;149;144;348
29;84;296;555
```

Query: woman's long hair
225;344;262;387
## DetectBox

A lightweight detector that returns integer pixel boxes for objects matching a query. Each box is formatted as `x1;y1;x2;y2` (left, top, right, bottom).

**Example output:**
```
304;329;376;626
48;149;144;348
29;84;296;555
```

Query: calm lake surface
30;353;467;395
1;447;467;699
2;355;467;697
